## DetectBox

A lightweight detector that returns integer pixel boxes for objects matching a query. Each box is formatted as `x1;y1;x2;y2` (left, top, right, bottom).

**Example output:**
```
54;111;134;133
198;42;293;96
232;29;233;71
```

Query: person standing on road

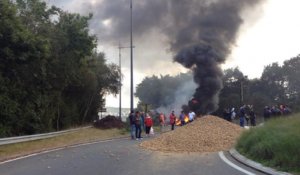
249;106;256;126
159;113;165;132
169;111;176;130
230;108;236;121
140;112;145;132
135;111;142;140
188;110;195;123
180;111;185;126
263;106;271;121
128;110;136;140
239;105;246;127
144;113;153;137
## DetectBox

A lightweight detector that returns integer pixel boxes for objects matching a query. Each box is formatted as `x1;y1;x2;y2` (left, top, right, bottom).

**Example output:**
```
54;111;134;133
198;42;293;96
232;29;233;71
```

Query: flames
175;115;190;126
175;118;181;126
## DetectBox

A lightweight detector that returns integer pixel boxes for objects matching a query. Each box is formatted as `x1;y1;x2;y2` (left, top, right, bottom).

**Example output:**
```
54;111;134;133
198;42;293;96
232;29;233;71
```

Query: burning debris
140;115;242;153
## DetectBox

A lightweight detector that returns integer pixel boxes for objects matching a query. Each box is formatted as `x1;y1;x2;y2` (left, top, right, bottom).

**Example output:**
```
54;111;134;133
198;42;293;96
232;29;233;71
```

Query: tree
260;63;286;104
216;68;244;115
282;55;300;110
0;0;120;137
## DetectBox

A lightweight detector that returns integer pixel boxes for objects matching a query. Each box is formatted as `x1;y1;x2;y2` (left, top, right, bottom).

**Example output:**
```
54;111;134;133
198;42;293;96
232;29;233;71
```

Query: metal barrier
0;126;91;146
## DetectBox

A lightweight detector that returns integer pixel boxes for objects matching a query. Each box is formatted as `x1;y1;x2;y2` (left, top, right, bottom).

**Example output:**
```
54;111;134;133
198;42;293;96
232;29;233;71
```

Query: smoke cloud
156;78;197;116
49;0;265;113
171;0;264;114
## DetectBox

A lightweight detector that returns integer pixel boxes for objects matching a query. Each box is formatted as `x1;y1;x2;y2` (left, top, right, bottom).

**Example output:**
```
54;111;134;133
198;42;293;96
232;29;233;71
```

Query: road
0;138;266;175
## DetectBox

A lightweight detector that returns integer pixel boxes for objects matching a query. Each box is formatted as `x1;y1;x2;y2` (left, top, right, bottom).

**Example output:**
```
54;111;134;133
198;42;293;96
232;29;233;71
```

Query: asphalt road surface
0;137;266;175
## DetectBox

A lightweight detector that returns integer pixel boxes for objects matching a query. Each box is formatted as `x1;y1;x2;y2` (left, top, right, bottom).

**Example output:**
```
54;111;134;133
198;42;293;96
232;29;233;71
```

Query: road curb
229;148;292;175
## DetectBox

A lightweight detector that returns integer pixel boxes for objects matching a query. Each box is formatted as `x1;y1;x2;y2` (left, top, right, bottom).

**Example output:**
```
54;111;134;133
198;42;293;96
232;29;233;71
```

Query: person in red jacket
169;111;176;130
144;113;153;137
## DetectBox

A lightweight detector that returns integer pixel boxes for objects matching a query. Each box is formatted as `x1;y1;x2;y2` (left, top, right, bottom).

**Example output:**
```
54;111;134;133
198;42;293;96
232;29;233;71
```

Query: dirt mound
94;115;125;129
140;115;243;153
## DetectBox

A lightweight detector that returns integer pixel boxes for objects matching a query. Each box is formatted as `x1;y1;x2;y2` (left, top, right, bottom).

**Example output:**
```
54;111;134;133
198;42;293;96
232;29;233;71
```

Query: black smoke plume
49;0;265;114
171;0;264;114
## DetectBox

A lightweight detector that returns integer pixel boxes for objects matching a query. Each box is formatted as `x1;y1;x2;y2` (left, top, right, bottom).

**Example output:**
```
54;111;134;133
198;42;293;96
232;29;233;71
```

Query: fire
184;115;189;123
175;115;190;126
175;118;181;126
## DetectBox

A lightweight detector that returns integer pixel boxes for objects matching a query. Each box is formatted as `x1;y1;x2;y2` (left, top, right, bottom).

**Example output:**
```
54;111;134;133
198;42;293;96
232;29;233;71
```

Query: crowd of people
223;104;292;128
128;104;293;140
263;105;292;120
128;110;196;140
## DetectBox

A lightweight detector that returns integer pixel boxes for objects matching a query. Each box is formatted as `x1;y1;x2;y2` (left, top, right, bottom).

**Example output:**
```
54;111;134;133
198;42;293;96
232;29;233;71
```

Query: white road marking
218;151;256;175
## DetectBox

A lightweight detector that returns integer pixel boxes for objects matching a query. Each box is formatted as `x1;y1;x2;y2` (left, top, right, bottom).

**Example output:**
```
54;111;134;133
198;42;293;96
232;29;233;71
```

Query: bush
236;114;300;173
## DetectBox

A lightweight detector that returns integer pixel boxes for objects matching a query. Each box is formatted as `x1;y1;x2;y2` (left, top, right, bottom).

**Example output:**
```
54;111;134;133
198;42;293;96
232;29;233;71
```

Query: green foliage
136;55;300;116
0;0;119;137
217;57;300;116
283;56;300;111
236;114;300;173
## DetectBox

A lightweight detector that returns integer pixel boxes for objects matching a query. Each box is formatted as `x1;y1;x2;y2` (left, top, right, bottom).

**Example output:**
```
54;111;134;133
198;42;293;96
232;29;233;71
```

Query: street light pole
118;43;132;119
130;0;134;112
118;42;122;120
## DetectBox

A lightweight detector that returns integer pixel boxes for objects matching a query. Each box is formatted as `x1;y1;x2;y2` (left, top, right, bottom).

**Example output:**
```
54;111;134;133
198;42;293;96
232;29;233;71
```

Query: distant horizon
105;106;130;109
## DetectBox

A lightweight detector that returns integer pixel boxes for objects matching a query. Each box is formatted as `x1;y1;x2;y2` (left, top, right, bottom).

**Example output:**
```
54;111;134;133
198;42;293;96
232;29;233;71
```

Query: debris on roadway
140;115;242;153
94;115;125;129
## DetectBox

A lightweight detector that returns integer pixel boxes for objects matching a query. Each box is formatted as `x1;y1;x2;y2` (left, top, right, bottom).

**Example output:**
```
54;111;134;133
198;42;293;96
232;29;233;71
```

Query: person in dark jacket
135;111;142;140
239;105;246;127
128;110;135;140
249;107;256;126
140;112;145;132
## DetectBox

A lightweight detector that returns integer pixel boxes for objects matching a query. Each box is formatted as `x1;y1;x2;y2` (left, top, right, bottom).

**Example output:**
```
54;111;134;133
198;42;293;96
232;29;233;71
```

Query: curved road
0;138;265;175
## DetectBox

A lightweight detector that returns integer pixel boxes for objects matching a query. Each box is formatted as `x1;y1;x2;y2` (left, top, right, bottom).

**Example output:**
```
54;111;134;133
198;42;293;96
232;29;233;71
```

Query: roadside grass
236;114;300;174
0;127;128;162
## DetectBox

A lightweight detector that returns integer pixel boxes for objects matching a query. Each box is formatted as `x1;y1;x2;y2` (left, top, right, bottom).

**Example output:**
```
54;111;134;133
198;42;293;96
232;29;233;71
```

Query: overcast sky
48;0;300;108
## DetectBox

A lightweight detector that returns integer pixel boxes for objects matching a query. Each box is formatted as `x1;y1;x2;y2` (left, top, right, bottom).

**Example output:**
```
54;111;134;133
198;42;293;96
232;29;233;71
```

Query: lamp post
118;43;132;119
130;0;134;112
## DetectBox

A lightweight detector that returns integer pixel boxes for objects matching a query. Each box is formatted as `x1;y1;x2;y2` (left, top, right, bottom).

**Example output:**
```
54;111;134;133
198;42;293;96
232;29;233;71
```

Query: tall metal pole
118;42;122;119
118;44;133;118
130;0;134;112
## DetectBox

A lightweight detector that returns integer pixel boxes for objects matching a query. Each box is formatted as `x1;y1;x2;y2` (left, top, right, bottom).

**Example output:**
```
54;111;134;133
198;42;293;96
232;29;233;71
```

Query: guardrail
0;126;91;146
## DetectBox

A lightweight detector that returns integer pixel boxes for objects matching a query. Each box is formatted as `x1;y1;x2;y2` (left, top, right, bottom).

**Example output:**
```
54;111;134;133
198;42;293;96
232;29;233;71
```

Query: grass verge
0;127;128;162
236;114;300;174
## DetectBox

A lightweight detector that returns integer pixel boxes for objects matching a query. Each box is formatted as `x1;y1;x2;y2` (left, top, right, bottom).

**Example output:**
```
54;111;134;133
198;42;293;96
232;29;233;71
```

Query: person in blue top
179;111;185;126
239;105;246;127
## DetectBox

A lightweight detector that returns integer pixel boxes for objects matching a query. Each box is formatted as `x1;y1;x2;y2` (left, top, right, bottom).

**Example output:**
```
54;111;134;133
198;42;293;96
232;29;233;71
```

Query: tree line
0;0;120;137
135;55;300;116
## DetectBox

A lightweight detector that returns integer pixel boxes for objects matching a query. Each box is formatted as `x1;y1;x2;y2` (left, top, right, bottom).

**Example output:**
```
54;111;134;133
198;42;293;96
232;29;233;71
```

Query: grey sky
47;0;267;108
